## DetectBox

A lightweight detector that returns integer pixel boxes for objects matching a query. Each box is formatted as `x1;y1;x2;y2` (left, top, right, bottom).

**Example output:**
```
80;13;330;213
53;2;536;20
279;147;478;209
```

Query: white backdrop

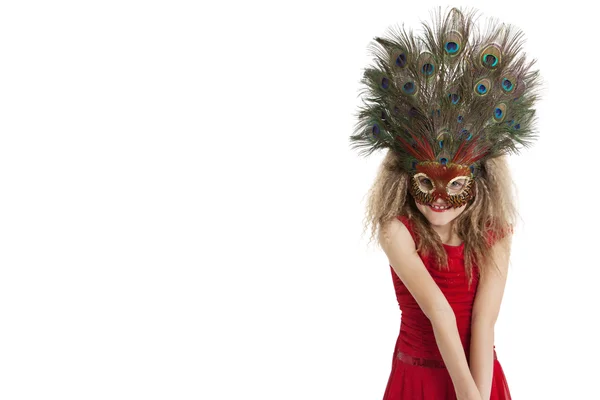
1;1;598;399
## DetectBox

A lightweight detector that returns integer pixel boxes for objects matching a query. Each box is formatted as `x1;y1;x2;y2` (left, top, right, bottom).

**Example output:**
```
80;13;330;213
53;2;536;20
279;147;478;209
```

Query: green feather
350;6;542;170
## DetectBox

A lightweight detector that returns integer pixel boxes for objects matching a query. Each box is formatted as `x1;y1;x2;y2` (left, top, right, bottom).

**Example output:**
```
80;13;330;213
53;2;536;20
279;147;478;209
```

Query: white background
0;1;598;399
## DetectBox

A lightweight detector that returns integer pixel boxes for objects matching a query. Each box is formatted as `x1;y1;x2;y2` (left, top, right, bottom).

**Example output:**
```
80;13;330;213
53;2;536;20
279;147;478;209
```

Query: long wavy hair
361;149;518;287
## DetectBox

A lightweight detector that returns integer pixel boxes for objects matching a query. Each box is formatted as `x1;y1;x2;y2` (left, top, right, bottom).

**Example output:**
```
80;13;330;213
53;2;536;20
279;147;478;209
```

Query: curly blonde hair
361;149;519;287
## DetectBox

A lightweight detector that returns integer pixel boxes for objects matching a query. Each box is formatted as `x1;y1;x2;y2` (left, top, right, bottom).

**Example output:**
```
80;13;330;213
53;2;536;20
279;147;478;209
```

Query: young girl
350;7;541;400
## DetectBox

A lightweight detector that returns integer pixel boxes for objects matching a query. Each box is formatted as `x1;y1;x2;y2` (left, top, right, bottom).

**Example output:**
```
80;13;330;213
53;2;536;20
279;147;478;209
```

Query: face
408;161;475;226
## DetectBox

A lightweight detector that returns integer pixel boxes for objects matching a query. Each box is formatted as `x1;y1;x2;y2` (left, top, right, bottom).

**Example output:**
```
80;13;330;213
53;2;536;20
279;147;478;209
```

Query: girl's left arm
469;232;513;400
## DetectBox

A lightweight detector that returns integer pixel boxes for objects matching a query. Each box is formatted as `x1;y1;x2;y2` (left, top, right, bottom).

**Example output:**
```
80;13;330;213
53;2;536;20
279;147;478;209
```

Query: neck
431;221;458;245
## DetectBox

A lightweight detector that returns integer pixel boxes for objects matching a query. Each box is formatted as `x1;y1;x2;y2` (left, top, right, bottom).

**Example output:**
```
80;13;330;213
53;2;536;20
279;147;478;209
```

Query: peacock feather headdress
350;7;542;208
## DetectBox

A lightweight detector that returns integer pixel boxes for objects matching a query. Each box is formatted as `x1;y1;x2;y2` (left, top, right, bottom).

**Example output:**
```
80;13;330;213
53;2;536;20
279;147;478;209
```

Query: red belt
396;350;498;369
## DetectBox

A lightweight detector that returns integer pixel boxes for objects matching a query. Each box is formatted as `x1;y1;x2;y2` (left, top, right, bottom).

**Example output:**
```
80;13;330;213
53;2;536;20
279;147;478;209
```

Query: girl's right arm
379;219;481;400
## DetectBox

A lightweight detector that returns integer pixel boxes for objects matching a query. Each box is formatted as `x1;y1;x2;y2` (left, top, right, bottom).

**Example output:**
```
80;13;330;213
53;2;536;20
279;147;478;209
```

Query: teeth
431;204;450;210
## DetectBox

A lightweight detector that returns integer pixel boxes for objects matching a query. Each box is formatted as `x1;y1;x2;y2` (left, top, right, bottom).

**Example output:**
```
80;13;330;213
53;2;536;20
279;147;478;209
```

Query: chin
415;202;468;227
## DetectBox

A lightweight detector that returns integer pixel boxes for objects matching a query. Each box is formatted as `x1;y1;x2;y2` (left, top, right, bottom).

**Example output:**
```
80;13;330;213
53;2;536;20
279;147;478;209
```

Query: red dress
383;215;512;400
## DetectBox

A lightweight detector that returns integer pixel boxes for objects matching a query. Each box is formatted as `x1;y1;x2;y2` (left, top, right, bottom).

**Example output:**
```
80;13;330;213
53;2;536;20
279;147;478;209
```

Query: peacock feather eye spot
461;128;472;141
482;54;498;67
440;157;448;165
449;94;460;104
502;78;514;92
372;123;380;136
412;160;418;169
474;78;492;96
445;41;459;54
493;103;507;123
457;115;463;123
514;123;520;130
396;53;407;67
381;77;390;89
403;82;416;94
439;140;443;148
422;63;435;75
470;165;475;174
381;110;387;120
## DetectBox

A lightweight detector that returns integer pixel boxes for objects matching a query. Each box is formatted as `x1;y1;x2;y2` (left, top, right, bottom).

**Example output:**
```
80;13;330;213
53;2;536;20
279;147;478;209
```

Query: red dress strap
398;214;512;248
485;223;514;247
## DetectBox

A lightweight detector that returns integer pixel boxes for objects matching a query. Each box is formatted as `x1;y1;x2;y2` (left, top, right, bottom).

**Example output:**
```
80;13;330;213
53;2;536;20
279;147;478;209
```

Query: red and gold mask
408;161;475;208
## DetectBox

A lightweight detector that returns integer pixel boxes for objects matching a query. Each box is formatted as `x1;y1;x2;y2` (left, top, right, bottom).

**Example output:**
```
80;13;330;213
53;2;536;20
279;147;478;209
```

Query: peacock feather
350;6;542;177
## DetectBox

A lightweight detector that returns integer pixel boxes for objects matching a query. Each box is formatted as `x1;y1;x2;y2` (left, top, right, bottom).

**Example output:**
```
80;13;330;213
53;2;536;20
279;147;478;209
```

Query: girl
350;7;541;400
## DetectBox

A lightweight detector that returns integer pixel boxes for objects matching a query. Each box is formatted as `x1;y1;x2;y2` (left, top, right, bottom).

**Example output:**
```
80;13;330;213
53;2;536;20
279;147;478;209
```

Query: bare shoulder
378;217;415;253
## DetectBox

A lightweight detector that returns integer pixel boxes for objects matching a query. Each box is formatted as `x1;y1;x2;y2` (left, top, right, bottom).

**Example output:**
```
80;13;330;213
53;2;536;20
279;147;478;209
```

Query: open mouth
428;204;451;212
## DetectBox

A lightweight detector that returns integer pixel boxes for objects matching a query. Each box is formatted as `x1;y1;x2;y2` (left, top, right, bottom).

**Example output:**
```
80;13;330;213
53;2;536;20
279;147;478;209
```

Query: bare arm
379;219;480;399
469;232;512;400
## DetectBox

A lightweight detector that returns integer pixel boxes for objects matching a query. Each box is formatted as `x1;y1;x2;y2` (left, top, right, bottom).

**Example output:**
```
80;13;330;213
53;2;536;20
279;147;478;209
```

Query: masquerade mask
408;161;475;208
349;7;541;202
